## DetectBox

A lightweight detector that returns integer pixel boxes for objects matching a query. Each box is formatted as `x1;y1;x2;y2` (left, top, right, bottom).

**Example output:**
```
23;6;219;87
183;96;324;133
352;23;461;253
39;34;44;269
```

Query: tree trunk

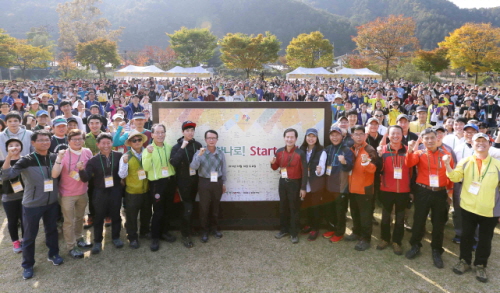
475;72;478;85
385;59;390;80
428;71;432;83
21;68;26;80
246;69;250;79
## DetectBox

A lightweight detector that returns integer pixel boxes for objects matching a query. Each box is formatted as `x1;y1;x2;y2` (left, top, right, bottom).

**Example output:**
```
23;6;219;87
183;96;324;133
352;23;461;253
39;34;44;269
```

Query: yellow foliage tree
219;32;281;78
438;23;500;84
11;39;53;80
58;52;77;78
285;31;333;68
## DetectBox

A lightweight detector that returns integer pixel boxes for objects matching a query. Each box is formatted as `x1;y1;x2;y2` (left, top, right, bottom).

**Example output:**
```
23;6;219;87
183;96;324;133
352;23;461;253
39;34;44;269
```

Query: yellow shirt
409;121;432;134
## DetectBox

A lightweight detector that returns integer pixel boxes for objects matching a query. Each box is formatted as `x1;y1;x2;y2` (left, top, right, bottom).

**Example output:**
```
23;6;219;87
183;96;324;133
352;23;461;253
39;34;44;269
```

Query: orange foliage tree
343;54;370;69
143;46;177;70
58;52;77;78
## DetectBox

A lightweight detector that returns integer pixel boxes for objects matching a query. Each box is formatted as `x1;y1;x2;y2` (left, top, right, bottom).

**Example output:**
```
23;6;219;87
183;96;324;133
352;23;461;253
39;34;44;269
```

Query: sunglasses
130;138;143;143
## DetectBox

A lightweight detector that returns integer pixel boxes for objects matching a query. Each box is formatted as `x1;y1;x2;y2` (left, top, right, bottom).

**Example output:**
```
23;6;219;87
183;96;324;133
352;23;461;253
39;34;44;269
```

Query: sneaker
76;238;92;248
405;244;420;259
354;240;370;251
182;237;194;248
104;217;112;227
301;226;312;234
23;267;34;280
452;235;461;244
12;240;22;254
150;239;160;252
112;238;124;249
69;247;84;259
476;265;488;283
275;231;289;239
129;239;140;249
392;243;403;255
47;254;64;266
330;235;344;243
83;216;93;229
291;236;299;244
452;259;471;275
307;231;318;241
322;231;335;239
376;240;390;250
344;233;360;241
91;242;102;254
432;250;444;269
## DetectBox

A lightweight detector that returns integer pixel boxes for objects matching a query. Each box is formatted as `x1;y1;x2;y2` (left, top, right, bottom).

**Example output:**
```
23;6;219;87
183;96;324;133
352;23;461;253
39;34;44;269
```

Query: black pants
460;209;499;267
349;193;373;242
22;202;59;269
305;192;322;230
325;192;347;235
198;177;223;233
149;177;176;239
409;186;449;253
124;192;152;241
178;176;199;237
93;187;123;243
87;178;95;218
379;191;409;245
2;199;24;242
277;178;301;237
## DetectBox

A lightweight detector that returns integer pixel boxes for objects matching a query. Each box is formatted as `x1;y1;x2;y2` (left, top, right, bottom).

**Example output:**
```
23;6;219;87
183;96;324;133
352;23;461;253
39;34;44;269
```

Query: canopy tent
114;65;166;79
332;67;382;79
286;67;334;79
164;66;213;78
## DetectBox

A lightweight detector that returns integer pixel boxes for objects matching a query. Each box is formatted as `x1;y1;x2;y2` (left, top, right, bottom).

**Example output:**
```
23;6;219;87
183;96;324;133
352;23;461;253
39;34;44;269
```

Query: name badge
281;167;288;179
137;169;146;180
488;113;492;119
326;166;332;176
11;181;23;193
468;181;481;195
105;176;114;188
394;167;402;179
69;171;80;181
189;168;196;176
210;171;218;182
44;180;53;192
161;167;169;177
429;174;439;187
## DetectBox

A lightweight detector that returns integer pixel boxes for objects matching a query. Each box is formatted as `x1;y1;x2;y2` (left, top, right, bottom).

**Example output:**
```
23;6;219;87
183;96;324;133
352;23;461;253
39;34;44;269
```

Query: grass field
0;207;499;293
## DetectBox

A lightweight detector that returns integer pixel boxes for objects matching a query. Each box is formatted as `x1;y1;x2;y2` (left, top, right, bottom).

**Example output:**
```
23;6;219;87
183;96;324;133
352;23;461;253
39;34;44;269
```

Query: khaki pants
60;193;88;251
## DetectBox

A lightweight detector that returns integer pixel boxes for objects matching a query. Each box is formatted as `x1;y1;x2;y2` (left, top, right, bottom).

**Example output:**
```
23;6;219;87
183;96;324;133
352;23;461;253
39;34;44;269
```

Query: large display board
154;102;332;202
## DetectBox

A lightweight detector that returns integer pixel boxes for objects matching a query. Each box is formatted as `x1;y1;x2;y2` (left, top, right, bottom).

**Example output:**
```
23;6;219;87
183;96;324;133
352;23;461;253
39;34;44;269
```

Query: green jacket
142;140;176;181
84;132;100;155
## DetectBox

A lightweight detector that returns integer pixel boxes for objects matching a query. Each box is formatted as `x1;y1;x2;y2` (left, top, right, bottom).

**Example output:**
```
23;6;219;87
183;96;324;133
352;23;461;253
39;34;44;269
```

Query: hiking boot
112;238;124;249
392;243;403;255
12;240;22;254
301;226;312;234
322;231;335;239
275;231;289;239
91;242;102;254
330;235;344;243
201;232;209;243
76;238;92;248
376;240;390;250
104;217;112;227
432;250;444;269
307;231;319;241
355;240;370;251
83;216;93;229
129;239;140;249
47;254;64;266
150;239;160;252
405;244;420;259
452;259;471;275
23;267;34;280
69;247;84;259
476;265;488;283
344;233;360;241
291;235;299;244
212;230;223;239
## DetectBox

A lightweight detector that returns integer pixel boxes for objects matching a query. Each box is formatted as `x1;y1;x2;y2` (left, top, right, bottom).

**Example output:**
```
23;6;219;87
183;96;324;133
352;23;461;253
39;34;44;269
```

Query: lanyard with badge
488;105;493;119
99;153;114;188
68;150;82;181
9;159;23;193
33;153;53;192
388;144;403;179
185;143;197;176
280;148;295;179
131;151;146;180
206;150;221;182
427;149;442;188
326;143;343;176
156;145;170;177
469;158;492;195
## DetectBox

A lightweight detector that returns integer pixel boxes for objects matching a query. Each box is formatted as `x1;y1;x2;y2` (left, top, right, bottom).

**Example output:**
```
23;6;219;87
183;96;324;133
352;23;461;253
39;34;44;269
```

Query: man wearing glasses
373;109;387;136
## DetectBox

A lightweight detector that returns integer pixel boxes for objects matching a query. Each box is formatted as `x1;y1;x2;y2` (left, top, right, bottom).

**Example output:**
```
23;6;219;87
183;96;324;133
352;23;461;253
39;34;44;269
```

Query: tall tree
219;32;281;78
76;38;121;79
438;23;500;84
0;29;16;68
26;26;56;49
143;46;177;70
343;54;370;69
285;31;334;68
167;27;217;67
352;15;419;79
57;0;123;54
10;40;53;79
412;48;450;82
58;52;77;79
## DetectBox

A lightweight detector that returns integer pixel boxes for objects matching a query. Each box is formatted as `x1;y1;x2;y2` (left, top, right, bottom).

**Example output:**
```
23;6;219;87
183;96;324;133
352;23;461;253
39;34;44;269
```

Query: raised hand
199;148;206;156
270;156;276;164
181;140;189;149
316;165;322;174
338;154;346;164
147;145;154;153
76;161;84;170
57;149;66;159
122;153;129;164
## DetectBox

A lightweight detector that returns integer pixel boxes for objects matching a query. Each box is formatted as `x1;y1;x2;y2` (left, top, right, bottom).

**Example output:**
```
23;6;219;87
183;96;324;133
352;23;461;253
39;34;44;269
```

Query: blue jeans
22;202;60;269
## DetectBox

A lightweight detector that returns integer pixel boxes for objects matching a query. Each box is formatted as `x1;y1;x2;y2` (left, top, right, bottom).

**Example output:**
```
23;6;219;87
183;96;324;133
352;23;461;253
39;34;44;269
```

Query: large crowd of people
0;77;499;284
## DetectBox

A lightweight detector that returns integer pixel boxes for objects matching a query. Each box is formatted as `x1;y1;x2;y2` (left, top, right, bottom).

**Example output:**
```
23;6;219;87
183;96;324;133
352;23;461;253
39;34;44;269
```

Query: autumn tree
352;15;419;79
76;38;121;79
438;23;500;84
167;27;217;67
125;51;149;66
10;40;53;79
285;31;333;68
57;0;123;53
0;29;16;67
58;52;77;78
143;46;177;70
219;32;281;78
343;54;370;69
412;48;450;82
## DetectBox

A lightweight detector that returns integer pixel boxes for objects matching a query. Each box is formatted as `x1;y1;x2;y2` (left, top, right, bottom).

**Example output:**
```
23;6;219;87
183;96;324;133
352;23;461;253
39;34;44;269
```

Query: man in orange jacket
345;125;379;251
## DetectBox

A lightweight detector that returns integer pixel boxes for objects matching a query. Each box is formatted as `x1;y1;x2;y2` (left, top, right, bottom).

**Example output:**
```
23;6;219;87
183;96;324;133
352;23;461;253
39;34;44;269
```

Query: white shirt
378;125;387;136
443;134;465;151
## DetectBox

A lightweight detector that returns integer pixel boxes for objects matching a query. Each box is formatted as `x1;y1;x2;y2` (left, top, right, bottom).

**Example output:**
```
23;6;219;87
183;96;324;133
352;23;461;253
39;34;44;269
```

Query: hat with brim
367;117;379;125
305;128;318;137
182;121;196;131
432;125;446;132
125;130;147;147
36;110;49;117
472;133;489;141
112;113;124;121
396;114;409;122
329;126;342;134
52;117;67;127
464;123;479;132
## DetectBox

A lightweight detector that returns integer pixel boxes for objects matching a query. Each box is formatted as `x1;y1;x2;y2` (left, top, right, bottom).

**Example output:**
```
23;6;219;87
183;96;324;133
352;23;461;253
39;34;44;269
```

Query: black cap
416;106;427;113
182;121;196;131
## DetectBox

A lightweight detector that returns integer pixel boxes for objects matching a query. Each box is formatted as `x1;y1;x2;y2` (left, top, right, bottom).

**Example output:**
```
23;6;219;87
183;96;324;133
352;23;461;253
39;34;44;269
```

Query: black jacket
300;146;325;193
170;137;202;180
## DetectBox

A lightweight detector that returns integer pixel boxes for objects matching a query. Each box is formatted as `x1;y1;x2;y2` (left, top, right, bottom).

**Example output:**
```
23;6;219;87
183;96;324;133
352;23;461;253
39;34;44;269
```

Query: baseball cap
182;121;196;131
472;133;489;141
432;125;446;132
416;106;427;113
52;117;67;127
36;110;49;117
329;126;342;134
30;99;39;105
305;128;318;137
90;104;100;110
464;97;472;102
66;117;77;124
464;123;479;132
367;117;379;125
132;112;146;120
112;113;124;121
396;114;409;122
338;116;348;121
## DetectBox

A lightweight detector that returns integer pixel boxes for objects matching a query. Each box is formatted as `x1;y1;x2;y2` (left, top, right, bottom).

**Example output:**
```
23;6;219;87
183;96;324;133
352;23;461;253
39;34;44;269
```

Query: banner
156;102;331;201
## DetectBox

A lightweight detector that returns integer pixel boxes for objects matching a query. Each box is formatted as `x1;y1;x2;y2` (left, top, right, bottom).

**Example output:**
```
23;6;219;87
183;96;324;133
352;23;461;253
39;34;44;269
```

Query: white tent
332;67;381;79
286;67;334;79
165;66;213;78
114;65;166;79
